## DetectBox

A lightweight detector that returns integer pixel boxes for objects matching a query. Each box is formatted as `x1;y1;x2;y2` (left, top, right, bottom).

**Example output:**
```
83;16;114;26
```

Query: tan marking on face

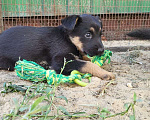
90;27;95;33
99;27;102;32
75;18;79;24
80;61;115;80
69;36;83;52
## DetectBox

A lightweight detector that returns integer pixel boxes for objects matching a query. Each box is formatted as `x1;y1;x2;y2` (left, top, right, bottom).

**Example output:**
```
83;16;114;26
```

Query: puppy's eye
85;32;92;39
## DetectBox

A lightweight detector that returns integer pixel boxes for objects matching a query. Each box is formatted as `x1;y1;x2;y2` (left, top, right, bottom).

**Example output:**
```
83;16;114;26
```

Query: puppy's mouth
83;51;93;57
79;49;89;57
83;50;93;57
83;51;87;55
83;51;103;57
81;48;103;57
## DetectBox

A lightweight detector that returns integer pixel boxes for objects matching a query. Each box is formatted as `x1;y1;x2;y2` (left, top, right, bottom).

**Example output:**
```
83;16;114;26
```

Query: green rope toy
15;50;112;87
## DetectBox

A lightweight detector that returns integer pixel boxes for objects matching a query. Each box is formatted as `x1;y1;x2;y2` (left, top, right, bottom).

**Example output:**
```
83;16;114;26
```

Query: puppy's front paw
101;72;115;80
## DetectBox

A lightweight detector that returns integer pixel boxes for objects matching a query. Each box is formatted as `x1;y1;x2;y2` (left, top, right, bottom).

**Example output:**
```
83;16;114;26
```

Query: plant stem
44;83;57;120
105;100;136;119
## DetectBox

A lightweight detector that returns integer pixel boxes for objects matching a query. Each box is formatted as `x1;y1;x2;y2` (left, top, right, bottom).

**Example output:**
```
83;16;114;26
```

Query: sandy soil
0;41;150;120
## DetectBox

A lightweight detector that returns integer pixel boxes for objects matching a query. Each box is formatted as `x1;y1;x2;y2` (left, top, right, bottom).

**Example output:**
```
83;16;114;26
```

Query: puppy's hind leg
0;57;15;71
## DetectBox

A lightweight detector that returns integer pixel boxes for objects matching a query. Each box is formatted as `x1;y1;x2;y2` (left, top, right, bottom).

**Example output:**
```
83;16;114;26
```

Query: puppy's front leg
52;54;115;80
78;60;115;80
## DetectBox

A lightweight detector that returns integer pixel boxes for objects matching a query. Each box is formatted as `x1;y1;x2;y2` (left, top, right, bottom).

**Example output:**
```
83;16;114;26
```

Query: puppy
0;14;115;80
127;28;150;40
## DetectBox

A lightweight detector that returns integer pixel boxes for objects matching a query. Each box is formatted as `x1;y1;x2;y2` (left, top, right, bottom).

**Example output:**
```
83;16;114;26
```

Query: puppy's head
61;14;104;57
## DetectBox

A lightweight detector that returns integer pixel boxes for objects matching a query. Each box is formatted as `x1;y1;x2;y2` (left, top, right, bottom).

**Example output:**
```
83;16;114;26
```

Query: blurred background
0;0;150;41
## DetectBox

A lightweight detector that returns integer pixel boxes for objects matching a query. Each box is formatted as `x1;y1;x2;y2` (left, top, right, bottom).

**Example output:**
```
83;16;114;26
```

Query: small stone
147;108;150;112
126;82;138;88
127;83;133;88
132;82;138;88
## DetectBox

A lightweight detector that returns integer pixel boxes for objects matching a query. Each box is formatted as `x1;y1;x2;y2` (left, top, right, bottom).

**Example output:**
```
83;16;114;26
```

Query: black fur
0;14;104;75
127;28;150;40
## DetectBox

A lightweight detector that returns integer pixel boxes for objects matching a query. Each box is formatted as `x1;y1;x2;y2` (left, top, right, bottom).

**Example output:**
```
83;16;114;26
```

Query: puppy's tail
127;28;150;40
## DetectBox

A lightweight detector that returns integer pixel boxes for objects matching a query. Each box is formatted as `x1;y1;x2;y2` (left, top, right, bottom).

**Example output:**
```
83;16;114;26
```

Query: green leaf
56;96;68;103
45;87;52;94
100;114;106;119
3;82;7;88
19;106;29;112
13;98;20;119
45;87;52;99
1;82;27;93
30;96;45;111
22;105;49;119
13;98;19;108
133;93;137;102
100;108;110;119
124;103;130;110
13;98;19;106
26;107;42;115
101;108;110;114
41;105;51;112
72;112;86;115
1;82;10;93
130;115;135;120
58;106;70;115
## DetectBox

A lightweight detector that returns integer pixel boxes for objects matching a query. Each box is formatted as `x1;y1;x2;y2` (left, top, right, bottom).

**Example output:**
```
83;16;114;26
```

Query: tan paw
101;72;115;80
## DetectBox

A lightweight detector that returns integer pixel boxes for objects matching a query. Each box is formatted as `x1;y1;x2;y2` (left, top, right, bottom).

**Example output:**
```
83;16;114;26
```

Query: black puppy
0;14;115;80
127;28;150;39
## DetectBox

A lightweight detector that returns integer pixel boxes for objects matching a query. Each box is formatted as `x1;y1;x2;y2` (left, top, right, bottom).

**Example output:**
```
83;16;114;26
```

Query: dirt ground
0;41;150;120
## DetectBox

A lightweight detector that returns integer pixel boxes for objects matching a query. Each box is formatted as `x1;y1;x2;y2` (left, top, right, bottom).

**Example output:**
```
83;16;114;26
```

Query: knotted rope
15;50;112;86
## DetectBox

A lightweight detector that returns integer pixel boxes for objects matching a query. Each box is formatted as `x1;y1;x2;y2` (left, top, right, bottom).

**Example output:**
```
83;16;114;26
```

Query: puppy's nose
98;48;104;53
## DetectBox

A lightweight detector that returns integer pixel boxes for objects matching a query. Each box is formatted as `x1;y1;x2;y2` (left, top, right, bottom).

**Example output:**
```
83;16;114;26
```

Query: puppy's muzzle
98;48;104;53
97;48;104;56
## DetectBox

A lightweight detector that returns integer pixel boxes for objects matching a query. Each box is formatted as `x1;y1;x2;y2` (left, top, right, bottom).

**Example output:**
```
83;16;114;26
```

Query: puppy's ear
95;16;102;27
95;16;101;21
61;15;80;31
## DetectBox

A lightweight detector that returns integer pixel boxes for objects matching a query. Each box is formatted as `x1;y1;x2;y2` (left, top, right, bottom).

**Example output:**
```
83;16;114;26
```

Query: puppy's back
0;26;53;61
127;28;150;39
